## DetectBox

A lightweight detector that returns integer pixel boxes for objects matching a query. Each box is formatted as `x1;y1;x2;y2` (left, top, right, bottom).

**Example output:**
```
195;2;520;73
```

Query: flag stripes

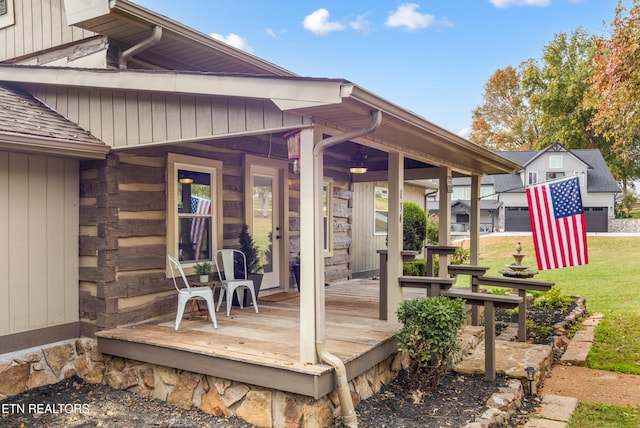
526;176;588;270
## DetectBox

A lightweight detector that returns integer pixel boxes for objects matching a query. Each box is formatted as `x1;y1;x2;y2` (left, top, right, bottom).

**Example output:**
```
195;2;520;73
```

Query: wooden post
386;152;403;324
484;300;496;381
378;250;388;320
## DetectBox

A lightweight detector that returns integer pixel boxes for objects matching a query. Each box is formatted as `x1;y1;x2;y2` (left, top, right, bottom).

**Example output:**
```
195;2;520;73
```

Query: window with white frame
0;0;14;29
323;181;333;254
549;155;563;168
575;171;585;186
374;186;388;235
167;154;221;267
528;171;538;185
546;171;565;180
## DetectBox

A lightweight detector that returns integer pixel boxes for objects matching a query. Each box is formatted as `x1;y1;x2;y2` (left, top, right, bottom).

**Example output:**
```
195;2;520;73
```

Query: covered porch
96;279;426;400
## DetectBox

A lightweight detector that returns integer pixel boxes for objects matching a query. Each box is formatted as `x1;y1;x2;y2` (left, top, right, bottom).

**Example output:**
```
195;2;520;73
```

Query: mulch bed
1;302;577;428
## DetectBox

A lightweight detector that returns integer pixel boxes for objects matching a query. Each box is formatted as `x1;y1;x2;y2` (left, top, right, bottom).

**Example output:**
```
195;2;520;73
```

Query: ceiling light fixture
349;145;368;174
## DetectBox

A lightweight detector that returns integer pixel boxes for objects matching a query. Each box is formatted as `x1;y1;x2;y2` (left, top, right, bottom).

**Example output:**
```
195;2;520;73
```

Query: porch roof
0;83;109;159
0;64;521;177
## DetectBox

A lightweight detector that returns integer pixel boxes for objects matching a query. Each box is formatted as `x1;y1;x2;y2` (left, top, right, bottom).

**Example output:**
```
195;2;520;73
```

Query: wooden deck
96;279;426;398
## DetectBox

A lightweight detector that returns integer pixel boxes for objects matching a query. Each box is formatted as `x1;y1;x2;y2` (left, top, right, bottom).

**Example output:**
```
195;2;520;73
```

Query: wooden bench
398;276;455;297
472;275;555;342
441;289;522;381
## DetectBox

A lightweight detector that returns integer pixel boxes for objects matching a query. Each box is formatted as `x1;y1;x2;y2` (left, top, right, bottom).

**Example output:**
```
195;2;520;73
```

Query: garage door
505;207;531;231
584;207;608;232
505;206;608;232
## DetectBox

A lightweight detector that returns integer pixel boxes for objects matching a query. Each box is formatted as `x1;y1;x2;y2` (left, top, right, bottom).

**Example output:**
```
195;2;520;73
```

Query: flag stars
550;178;583;219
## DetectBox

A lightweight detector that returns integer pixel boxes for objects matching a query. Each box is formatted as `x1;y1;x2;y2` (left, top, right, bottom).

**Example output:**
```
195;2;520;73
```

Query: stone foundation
0;338;405;427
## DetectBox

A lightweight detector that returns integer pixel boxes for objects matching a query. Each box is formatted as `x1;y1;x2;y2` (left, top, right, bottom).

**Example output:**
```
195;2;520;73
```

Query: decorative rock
201;386;232;417
236;390;273;427
83;361;105;384
28;370;59;390
221;383;250;407
272;391;303;428
121;367;139;389
104;369;123;389
212;376;232;395
43;343;76;377
302;398;333;428
139;367;155;389
167;372;200;409
352;374;374;400
0;363;30;396
25;353;42;363
152;378;171;401
157;366;178;386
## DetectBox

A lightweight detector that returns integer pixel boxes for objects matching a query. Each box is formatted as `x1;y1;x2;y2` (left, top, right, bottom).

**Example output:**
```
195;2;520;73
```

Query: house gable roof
0;84;108;159
492;144;619;194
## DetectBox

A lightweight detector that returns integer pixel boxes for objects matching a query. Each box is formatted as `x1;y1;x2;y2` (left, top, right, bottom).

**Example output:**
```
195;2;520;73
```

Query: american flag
190;196;211;259
526;175;588;270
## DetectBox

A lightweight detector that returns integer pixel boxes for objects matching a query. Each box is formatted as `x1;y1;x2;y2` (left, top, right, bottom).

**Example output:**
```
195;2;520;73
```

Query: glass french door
251;166;281;289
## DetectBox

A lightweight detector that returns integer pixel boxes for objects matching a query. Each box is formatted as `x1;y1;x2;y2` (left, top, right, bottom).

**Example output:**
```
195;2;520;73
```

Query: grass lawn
474;235;640;375
474;234;640;425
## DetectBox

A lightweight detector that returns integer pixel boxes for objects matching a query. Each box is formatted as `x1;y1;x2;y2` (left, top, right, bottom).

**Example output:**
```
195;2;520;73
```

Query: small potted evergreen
235;224;263;306
193;262;212;283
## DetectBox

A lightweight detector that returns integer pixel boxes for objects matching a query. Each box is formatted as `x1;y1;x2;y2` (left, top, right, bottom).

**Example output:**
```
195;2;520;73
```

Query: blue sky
131;0;624;137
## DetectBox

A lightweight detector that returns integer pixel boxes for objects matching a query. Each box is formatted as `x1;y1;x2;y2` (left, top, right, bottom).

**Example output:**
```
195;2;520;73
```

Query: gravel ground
0;304;575;428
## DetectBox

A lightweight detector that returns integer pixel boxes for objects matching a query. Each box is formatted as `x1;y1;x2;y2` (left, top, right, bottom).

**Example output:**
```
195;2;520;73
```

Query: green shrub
425;213;439;245
487;287;512;295
403;202;427;251
396;296;468;392
532;285;572;309
451;243;470;265
403;259;427;276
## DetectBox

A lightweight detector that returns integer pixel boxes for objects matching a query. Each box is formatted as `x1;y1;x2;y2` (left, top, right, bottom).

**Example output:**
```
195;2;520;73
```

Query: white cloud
303;8;346;35
210;33;253;52
488;0;550;7
349;13;374;33
265;28;287;39
457;127;472;139
385;3;435;30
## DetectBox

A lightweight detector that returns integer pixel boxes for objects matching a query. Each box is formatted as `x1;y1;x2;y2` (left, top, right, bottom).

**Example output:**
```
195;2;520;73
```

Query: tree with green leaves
521;28;599;150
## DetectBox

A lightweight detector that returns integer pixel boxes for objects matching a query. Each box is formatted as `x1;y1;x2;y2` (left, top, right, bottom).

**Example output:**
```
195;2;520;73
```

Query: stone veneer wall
608;218;640;233
0;338;405;427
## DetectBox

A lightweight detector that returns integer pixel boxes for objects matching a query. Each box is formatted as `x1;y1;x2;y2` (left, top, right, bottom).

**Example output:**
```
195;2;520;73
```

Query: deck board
96;279;425;397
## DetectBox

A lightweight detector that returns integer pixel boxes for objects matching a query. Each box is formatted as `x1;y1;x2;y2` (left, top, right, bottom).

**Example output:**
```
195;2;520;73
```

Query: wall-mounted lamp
349;145;368;174
525;366;536;395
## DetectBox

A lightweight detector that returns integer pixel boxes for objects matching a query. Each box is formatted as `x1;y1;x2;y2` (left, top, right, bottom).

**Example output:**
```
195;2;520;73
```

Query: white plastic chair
167;255;217;330
214;249;259;317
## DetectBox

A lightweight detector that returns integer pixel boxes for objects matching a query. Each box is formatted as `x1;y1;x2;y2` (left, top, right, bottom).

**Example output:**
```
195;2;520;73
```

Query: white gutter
119;25;163;69
313;110;382;428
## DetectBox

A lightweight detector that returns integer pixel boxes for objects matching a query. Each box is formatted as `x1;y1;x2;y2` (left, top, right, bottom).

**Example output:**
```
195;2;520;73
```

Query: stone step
454;339;554;394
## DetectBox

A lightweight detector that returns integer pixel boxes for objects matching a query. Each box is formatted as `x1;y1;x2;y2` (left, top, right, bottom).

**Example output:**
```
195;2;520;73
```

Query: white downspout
313;110;382;428
118;26;163;69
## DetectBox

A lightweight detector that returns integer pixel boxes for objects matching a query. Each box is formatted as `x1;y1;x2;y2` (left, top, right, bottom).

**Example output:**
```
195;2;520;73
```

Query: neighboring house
428;143;620;233
0;0;521;425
